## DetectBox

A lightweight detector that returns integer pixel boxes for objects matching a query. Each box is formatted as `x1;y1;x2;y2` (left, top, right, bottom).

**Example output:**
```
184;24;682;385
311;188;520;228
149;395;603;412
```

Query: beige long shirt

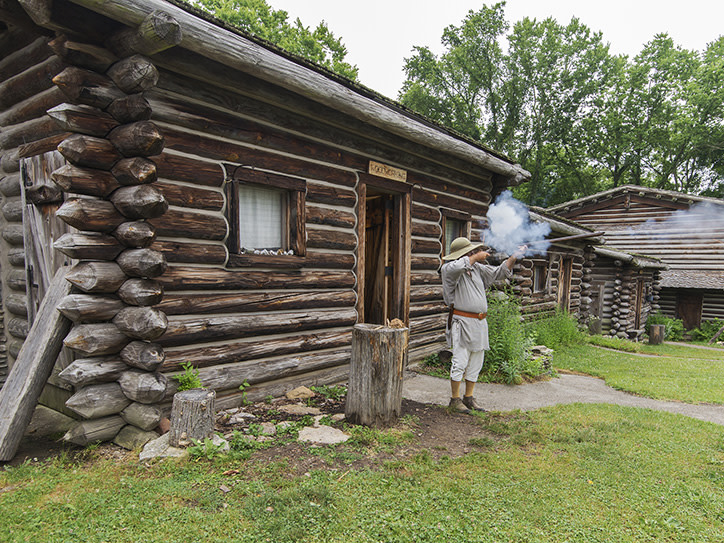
441;256;512;351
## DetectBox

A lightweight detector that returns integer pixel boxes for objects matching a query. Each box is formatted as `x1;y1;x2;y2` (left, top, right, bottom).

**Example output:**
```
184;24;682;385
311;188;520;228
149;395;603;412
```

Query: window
441;209;471;257
533;263;548;293
444;218;466;255
238;184;288;252
225;165;306;264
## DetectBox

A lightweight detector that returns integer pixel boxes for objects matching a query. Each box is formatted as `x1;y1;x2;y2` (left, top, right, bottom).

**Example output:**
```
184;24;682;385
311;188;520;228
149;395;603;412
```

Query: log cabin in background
0;0;538;449
550;186;724;332
513;208;665;339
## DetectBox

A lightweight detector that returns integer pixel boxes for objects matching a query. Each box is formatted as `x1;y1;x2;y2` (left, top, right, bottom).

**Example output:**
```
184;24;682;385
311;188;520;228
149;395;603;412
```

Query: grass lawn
3;404;724;542
554;341;724;404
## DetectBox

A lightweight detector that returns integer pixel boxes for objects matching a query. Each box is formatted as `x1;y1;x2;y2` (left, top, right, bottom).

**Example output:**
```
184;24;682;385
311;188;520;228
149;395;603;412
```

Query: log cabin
510;207;664;338
550;186;724;331
0;0;536;448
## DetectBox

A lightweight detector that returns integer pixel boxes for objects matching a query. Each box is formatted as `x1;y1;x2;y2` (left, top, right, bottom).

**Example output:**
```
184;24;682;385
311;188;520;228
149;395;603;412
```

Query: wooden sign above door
368;160;407;183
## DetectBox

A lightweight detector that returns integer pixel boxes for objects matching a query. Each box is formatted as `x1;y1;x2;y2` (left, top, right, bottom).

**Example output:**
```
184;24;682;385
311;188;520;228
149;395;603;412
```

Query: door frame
356;174;411;325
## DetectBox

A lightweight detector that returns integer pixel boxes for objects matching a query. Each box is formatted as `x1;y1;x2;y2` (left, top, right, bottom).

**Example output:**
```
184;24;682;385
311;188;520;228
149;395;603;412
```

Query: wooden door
357;183;410;325
676;291;703;330
21;151;70;323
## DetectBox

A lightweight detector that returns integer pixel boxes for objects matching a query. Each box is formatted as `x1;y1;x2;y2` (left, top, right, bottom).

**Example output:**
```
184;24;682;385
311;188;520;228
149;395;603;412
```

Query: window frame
532;262;548;294
440;208;472;258
225;166;306;267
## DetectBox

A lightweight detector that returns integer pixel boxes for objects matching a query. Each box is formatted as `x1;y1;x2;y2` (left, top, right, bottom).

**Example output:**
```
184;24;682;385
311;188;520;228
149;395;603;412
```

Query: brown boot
462;395;486;412
448;397;470;414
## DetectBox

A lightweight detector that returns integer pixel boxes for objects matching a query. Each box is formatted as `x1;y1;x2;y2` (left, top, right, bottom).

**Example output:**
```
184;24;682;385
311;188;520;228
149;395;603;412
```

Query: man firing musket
441;237;527;413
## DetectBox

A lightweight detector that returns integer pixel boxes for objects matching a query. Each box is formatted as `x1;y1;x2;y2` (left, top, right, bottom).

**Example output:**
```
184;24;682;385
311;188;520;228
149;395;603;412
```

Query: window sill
227;253;306;268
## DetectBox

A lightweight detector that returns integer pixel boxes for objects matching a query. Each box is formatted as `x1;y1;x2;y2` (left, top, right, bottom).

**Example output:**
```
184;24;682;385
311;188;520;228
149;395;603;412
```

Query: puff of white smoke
631;201;724;240
482;191;551;256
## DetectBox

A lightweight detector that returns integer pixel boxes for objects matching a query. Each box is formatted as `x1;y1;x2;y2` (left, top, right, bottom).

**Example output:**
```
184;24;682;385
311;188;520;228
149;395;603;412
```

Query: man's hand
513;245;528;259
505;245;527;270
469;249;489;264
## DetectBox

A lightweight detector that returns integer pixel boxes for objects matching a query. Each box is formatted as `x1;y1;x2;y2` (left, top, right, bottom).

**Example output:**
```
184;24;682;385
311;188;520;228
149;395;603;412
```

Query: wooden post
0;268;72;461
345;323;408;427
649;324;666;345
168;388;216;447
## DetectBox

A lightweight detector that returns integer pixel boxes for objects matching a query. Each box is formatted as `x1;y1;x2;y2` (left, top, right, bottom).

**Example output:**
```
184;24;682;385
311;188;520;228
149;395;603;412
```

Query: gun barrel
525;231;605;246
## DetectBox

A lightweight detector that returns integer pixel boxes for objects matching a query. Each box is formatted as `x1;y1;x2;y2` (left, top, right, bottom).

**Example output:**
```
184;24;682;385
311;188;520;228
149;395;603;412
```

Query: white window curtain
238;184;286;251
445;219;465;255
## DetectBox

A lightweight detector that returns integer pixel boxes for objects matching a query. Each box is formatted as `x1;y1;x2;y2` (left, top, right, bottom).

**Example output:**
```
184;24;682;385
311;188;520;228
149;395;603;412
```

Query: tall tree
400;3;508;142
194;0;359;80
399;3;724;204
503;16;615;205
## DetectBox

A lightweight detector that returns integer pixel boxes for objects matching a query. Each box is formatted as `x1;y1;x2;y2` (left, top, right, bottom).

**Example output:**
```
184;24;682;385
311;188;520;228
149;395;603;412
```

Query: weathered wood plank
0;268;72;461
0;55;63;110
154;180;224;211
156;290;356;315
147;207;227;240
167;348;352;397
161;329;351;371
157;266;355;290
150;240;227;264
159;308;358;347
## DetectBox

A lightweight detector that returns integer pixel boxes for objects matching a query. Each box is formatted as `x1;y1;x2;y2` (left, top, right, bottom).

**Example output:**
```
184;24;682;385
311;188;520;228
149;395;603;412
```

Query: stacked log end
579;245;596;325
50;37;171;447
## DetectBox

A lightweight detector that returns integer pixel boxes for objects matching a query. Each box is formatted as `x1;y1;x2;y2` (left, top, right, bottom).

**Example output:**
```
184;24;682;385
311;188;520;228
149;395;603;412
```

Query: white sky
266;0;724;99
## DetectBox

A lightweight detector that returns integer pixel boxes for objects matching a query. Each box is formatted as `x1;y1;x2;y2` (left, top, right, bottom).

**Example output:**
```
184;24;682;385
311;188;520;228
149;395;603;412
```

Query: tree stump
649;324;665;345
345;323;409;427
168;388;216;447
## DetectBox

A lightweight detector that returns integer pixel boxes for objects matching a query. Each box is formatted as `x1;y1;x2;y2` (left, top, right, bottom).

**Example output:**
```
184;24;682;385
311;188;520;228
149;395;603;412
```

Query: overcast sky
266;0;724;99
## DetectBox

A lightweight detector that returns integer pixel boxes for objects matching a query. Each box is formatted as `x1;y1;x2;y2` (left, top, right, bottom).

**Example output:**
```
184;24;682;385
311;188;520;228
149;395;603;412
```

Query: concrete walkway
402;371;724;426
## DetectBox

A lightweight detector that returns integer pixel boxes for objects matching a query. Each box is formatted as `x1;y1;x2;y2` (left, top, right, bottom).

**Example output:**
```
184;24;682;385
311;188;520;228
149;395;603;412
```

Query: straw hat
443;237;485;261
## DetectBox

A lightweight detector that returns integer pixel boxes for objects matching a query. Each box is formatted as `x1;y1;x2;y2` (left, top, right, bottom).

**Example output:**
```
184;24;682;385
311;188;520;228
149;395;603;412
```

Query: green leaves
195;0;358;80
399;5;724;204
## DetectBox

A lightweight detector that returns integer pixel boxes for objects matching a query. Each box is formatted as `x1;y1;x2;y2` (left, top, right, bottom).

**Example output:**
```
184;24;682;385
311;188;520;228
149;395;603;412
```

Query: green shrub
691;319;724;342
525;310;585;349
486;291;530;367
482;291;543;384
646;312;685;341
173;362;203;391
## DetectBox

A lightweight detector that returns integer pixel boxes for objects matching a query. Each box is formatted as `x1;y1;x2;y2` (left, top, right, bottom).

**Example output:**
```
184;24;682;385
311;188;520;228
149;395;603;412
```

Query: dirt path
402;371;724;426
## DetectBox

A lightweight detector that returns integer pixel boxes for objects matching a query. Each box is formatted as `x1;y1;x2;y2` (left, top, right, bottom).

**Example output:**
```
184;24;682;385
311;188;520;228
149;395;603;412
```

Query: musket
524;231;605;246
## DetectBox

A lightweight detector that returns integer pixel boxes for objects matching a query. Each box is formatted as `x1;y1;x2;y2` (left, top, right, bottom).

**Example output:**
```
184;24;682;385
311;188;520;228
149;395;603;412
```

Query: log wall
585;254;659;338
0;32;66;387
514;247;586;322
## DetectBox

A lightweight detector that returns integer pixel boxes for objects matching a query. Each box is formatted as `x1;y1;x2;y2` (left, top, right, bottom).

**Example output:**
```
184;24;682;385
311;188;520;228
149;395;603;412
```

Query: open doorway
357;183;411;325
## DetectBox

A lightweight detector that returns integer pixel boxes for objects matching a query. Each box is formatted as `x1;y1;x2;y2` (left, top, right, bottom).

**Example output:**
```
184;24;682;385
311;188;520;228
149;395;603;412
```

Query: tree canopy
194;0;359;80
399;2;724;205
